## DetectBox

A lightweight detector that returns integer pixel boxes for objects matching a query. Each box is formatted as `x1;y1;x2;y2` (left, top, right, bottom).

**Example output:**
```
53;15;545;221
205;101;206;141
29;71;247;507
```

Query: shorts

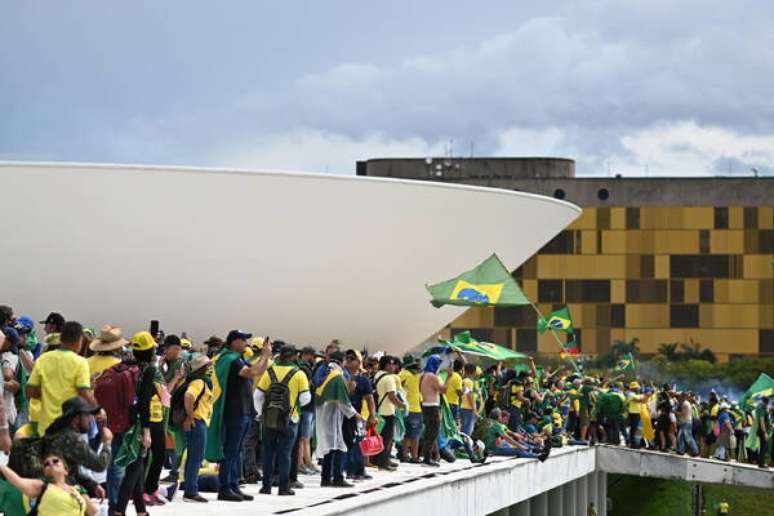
404;412;423;440
579;408;590;428
299;410;315;439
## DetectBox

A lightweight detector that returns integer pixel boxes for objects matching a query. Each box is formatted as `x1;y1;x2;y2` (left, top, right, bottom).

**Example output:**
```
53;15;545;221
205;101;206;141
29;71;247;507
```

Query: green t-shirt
484;420;507;450
755;405;770;426
579;385;594;410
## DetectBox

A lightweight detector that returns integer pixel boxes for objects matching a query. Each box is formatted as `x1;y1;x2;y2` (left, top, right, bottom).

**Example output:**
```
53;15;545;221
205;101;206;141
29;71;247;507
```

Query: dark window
538;280;563;303
553;189;566;199
671;255;730;278
730;255;744;279
540;230;575;254
493;328;514;350
640;255;655;279
699;230;710;254
760;230;774;254
699;280;714;303
495;306;536;328
597;188;610;201
714;207;729;229
670;304;699;328
596;304;611;327
611;304;626;328
516;329;537;353
565;280;611;303
744;207;758;229
626;280;668;303
626;208;640;229
597;208;611;230
761;330;774;353
670;280;685;303
454;328;494;343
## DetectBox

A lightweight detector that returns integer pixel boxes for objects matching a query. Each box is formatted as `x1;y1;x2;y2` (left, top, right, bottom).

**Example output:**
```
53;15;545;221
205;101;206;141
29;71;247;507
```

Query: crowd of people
0;304;770;515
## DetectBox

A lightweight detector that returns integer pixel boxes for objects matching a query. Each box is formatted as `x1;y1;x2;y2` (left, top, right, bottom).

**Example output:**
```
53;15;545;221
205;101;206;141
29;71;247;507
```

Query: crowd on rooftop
0;304;770;516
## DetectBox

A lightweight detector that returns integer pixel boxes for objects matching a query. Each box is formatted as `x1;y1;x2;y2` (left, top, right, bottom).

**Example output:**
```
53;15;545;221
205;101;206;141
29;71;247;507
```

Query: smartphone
149;320;160;338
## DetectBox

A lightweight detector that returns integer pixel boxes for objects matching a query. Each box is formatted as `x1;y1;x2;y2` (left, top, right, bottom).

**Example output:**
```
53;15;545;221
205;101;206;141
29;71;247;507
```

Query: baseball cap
226;330;252;345
164;335;182;348
279;344;298;357
39;312;65;327
14;316;35;334
131;331;157;351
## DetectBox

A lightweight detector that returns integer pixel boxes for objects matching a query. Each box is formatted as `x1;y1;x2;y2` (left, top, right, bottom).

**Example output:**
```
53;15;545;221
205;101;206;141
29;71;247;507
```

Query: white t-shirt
1;352;18;426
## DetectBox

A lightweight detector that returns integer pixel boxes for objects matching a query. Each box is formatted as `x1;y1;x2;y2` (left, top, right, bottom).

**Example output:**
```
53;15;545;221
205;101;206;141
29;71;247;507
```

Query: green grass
607;474;774;516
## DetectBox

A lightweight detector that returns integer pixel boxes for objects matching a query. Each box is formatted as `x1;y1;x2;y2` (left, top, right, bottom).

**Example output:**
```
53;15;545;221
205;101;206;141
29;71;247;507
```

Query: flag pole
528;302;581;373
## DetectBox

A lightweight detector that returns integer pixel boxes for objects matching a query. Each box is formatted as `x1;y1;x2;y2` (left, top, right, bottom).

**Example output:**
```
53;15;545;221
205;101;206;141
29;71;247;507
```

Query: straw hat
189;354;212;373
89;325;129;352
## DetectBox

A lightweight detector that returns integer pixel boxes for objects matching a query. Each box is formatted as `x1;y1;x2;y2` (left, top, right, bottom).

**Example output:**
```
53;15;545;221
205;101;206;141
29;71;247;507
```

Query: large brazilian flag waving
426;254;531;308
740;373;774;408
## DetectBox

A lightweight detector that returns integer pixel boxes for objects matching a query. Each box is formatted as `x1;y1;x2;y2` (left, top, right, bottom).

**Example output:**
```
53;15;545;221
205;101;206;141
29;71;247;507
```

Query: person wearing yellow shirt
460;363;478;436
180;355;213;503
626;381;649;449
444;359;464;425
255;345;310;496
86;326;126;380
27;321;94;436
373;356;406;471
399;355;423;463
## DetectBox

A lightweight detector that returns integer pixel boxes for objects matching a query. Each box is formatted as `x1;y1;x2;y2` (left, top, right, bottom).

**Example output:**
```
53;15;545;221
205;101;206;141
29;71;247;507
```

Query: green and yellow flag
424;330;528;361
205;349;242;462
615;352;636;371
740;373;774;408
537;306;574;334
426;254;531;308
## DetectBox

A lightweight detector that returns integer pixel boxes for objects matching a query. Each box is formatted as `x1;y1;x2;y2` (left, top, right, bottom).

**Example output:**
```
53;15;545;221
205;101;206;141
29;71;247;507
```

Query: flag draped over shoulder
315;367;351;406
205;349;242;462
537;306;574;334
741;373;774;408
424;330;528;361
426;254;531;308
615;352;636;371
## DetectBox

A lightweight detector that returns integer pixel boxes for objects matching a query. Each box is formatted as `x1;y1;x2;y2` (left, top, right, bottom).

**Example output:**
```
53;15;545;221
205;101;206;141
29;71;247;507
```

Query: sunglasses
43;458;60;469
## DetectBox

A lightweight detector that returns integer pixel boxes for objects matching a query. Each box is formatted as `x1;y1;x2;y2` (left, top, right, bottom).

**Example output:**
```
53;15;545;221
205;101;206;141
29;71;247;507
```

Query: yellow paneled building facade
358;158;774;361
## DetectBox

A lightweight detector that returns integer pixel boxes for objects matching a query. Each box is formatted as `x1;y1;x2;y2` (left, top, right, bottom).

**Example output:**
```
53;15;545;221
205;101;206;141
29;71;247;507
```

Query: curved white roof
0;162;580;354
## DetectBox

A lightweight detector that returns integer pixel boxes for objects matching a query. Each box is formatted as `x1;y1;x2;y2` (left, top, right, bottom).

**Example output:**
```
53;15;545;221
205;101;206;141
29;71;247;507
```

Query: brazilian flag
426;254;531;308
537;306;574;334
616;352;636;371
740;373;774;408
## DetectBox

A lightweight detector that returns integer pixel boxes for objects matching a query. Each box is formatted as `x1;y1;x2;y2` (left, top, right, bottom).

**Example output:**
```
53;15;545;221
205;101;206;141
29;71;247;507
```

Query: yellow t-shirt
257;364;310;419
37;483;87;516
461;377;476;410
87;355;120;378
28;349;91;435
374;371;399;417
445;372;463;406
510;384;524;408
627;393;642;414
399;369;422;414
186;378;214;425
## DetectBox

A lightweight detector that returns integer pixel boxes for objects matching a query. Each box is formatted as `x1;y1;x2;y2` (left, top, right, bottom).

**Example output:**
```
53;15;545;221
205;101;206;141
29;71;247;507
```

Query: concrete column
490;509;509;516
529;491;548;516
547;486;563;516
587;471;598;509
576;475;589;516
509;500;531;516
563;479;575;516
596;471;608;515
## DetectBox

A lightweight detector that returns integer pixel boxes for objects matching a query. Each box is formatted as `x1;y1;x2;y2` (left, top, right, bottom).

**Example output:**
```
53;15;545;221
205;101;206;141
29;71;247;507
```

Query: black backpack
263;367;299;431
169;379;206;429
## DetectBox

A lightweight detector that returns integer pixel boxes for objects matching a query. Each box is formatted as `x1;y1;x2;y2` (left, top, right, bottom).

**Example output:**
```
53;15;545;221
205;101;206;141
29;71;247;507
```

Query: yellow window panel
655;230;699;254
759;206;774;229
583;329;598;353
569;208;597;230
566;304;583;327
522;279;538;302
710;230;744;254
601;230;627;254
682;207;714;229
610;208;626;229
761;304;773;328
684;279;699;303
611;280;626;303
709;304;759;329
700;305;714;328
729;207;743;229
744;255;774;279
581;230;598;254
655;255;669;279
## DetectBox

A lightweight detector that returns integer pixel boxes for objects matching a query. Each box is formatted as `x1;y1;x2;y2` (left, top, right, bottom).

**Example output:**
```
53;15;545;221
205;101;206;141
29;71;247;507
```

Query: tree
658;343;678;361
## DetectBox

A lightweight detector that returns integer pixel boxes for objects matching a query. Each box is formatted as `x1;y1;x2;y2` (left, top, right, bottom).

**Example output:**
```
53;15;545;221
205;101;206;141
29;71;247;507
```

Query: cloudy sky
2;1;773;176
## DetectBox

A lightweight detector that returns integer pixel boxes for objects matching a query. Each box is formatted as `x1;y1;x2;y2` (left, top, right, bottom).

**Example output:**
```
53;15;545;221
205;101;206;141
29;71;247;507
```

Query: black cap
39;312;65;328
279;344;298;357
226;330;252;345
329;351;345;363
300;346;316;355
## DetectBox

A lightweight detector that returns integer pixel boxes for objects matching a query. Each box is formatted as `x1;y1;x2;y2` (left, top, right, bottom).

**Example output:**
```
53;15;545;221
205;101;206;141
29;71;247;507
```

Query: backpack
262;367;299;431
94;363;141;433
8;436;48;478
169;379;206;429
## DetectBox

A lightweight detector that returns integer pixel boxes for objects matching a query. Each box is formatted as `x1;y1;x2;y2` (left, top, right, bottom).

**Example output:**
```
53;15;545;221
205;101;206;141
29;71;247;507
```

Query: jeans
322;450;344;482
627;413;642;449
460;408;476;436
107;432;125;509
421;406;441;462
449;404;460;423
677;422;698;456
375;415;395;467
184;420;208;497
218;415;251;493
262;421;298;492
508;407;523;432
491;445;538;458
345;441;365;477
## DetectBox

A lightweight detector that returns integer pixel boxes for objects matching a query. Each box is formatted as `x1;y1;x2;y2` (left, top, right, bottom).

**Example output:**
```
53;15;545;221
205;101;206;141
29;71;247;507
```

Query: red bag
359;425;384;457
94;363;141;433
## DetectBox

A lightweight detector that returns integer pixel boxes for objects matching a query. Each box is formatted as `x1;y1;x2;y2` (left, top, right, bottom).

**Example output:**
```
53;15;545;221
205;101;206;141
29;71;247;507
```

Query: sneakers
422;460;441;468
235;488;254;501
183;494;208;503
321;479;332;487
278;488;296;496
290;481;304;489
143;492;167;506
259;486;272;495
164;482;178;502
217;490;243;502
149;491;167;505
331;479;354;488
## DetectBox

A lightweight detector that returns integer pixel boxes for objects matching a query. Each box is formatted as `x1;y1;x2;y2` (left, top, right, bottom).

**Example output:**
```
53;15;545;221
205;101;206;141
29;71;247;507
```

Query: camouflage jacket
45;427;111;494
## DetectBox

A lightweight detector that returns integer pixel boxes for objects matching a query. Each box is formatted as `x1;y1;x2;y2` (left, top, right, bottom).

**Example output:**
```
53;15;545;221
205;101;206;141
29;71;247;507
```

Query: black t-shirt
225;358;255;417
